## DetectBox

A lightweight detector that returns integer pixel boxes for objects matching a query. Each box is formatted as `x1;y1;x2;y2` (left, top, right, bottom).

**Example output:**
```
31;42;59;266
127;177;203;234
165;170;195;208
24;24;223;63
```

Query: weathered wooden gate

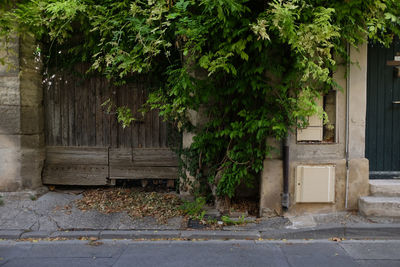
42;68;179;185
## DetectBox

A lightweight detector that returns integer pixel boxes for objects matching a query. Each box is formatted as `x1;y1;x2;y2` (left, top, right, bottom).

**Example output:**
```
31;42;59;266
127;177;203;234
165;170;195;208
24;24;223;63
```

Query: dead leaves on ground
52;204;72;215
79;237;104;246
87;240;104;246
75;188;183;223
330;237;345;242
230;199;259;217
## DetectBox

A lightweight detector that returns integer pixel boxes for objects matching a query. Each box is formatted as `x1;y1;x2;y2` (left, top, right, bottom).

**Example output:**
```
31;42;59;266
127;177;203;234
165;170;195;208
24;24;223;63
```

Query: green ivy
1;0;400;199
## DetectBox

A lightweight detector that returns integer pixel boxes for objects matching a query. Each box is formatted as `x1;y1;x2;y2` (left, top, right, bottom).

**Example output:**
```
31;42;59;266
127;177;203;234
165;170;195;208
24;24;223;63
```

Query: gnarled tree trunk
210;168;230;214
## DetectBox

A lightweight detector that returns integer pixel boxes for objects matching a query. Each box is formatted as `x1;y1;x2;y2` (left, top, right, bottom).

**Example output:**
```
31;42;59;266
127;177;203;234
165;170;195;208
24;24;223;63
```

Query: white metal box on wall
295;165;335;203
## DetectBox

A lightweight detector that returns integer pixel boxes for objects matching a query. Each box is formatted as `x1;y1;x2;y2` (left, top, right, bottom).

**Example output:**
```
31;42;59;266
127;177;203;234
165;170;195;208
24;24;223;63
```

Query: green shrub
180;197;206;219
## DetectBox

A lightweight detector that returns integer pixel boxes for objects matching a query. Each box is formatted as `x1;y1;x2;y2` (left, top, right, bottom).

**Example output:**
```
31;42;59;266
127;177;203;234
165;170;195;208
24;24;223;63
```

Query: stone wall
0;35;44;191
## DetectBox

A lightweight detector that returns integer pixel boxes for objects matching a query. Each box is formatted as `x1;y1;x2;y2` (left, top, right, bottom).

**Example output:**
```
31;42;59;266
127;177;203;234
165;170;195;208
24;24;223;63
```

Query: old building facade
1;35;398;217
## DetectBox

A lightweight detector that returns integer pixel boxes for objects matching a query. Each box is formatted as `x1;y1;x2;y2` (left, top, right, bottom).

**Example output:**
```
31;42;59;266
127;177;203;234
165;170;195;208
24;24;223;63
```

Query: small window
297;90;336;143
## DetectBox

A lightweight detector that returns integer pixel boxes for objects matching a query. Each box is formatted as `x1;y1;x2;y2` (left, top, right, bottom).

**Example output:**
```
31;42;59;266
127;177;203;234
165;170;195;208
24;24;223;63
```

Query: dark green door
366;37;400;179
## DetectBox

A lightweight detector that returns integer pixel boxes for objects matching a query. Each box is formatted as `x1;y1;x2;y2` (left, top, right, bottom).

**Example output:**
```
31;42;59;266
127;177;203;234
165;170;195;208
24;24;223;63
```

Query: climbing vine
1;0;400;200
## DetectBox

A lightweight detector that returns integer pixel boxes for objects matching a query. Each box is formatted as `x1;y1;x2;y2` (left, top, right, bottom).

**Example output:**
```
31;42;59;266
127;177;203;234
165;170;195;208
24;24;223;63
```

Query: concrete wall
0;35;44;191
348;44;368;159
260;43;370;216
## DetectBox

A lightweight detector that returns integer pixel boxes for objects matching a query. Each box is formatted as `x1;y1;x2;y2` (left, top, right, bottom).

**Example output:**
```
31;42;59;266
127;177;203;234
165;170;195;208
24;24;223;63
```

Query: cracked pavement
1;190;399;241
0;191;184;232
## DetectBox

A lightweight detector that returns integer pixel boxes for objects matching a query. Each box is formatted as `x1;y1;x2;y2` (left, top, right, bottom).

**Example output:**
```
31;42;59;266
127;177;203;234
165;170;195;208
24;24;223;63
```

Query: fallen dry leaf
75;188;183;223
47;237;68;241
88;241;103;246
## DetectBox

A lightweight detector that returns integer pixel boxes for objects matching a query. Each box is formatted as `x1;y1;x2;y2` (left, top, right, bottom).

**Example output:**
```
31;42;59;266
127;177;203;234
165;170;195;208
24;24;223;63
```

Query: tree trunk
210;169;230;214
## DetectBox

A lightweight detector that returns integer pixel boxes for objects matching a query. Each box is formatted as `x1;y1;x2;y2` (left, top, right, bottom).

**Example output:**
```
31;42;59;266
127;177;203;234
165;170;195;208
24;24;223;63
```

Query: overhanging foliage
1;0;400;199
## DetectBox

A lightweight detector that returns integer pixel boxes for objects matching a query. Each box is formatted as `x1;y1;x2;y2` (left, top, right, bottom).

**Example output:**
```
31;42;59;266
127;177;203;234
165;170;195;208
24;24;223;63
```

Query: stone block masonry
0;35;44;191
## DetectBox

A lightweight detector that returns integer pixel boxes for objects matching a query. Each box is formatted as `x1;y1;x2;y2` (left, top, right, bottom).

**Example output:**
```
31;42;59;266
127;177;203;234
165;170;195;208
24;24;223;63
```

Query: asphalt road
1;239;400;267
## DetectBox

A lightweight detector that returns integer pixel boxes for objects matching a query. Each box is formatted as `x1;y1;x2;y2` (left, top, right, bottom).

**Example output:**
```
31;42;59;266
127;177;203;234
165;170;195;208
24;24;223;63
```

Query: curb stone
20;231;55;239
0;230;23;239
99;230;181;239
50;230;100;239
1;225;400;241
260;227;345;240
180;230;260;240
344;225;400;239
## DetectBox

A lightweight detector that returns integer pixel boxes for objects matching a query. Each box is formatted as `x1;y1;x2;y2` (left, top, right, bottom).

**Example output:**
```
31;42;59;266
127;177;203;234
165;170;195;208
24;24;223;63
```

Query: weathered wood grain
152;109;160;148
138;88;146;148
160;117;167;148
43;66;179;185
43;164;108;185
132;86;139;148
89;77;97;146
45;146;108;165
102;79;111;147
109;148;179;167
68;77;75;146
95;78;103;146
73;76;79;146
61;78;68;146
54;76;61;145
110;166;178;179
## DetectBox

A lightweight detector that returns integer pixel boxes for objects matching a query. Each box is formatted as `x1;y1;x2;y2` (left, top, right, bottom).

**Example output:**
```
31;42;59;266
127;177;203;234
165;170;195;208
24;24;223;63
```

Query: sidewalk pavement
1;190;400;241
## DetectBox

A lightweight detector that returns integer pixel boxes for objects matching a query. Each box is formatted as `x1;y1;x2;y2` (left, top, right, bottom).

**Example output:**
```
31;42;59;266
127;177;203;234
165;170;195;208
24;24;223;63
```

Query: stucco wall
0;35;44;191
260;43;370;216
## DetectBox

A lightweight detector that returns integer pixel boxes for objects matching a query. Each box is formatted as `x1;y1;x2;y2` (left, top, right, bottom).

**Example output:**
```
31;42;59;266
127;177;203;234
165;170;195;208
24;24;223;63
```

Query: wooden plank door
42;67;179;185
366;37;400;179
107;81;179;180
